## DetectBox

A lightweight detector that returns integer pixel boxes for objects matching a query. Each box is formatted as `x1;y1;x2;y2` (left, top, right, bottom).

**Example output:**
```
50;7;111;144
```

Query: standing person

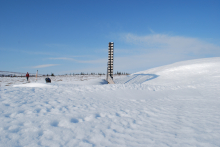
26;72;29;81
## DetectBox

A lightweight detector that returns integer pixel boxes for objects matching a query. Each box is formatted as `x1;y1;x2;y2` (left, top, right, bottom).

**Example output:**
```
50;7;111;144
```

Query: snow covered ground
0;75;109;87
1;57;220;147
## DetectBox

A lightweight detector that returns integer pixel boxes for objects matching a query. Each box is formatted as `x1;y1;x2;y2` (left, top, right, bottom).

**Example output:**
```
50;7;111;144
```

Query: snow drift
115;57;220;86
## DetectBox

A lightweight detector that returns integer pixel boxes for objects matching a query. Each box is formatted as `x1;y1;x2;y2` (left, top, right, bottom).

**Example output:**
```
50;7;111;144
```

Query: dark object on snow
45;78;51;83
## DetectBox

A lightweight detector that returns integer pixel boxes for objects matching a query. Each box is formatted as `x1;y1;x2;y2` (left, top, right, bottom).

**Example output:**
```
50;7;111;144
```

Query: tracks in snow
114;74;159;84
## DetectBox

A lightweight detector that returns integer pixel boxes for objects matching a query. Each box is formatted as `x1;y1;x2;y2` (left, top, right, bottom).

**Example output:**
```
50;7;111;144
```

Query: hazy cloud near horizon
122;33;220;54
32;64;60;69
49;57;106;64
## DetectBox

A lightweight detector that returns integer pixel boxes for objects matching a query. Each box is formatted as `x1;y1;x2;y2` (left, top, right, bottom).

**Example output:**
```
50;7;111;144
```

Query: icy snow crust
1;57;220;147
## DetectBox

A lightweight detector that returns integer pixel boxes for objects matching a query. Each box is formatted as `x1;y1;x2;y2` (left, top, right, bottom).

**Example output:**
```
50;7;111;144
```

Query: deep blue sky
1;0;220;75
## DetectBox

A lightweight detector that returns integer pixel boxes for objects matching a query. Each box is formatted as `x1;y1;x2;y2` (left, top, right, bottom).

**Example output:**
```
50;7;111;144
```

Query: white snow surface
13;83;52;88
1;57;220;147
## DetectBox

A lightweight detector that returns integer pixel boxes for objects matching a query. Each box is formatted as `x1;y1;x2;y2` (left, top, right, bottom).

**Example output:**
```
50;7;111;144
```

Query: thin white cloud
122;33;220;55
113;33;220;72
49;57;76;61
60;66;107;74
49;57;106;64
148;28;155;33
32;64;60;69
70;55;92;58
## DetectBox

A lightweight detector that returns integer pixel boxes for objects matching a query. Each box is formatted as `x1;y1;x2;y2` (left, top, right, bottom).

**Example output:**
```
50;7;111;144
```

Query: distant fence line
62;72;130;76
0;72;130;77
0;75;38;77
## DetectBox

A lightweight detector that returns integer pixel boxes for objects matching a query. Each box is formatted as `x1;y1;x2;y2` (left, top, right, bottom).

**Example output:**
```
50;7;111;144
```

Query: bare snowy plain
1;57;220;147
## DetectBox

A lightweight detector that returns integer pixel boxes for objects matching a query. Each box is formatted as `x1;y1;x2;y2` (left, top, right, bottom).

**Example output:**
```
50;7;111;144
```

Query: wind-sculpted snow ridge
134;57;220;85
1;57;220;147
115;57;220;85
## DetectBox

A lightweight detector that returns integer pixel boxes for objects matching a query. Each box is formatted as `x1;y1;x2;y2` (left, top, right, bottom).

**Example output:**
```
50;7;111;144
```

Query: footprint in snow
38;130;44;137
84;113;102;121
46;108;51;112
18;110;25;114
70;118;79;123
95;113;101;118
50;120;59;127
5;113;11;118
115;113;120;117
35;108;41;113
8;126;20;133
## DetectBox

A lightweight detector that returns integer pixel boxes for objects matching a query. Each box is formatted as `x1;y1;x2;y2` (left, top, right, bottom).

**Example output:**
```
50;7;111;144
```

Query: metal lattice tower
107;42;114;80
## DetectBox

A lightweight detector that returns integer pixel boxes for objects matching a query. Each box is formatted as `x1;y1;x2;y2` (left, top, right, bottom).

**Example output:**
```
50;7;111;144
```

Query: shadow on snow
114;74;159;84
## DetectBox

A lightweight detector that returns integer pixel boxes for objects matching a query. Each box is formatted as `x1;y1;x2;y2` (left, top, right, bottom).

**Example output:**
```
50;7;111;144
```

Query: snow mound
115;57;220;85
136;57;220;76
